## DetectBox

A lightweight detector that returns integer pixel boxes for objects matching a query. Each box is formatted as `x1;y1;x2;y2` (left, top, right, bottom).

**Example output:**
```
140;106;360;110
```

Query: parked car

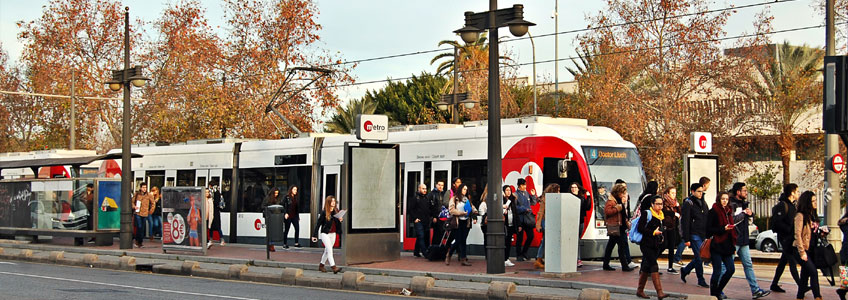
755;230;781;253
749;223;759;248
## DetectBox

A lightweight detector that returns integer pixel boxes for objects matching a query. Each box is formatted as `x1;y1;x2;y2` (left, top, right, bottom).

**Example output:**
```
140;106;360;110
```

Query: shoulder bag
699;237;713;260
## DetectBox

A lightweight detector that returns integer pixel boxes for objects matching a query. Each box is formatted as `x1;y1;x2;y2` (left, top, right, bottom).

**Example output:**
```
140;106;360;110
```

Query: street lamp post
528;31;537;115
454;1;534;274
436;47;478;124
105;7;149;250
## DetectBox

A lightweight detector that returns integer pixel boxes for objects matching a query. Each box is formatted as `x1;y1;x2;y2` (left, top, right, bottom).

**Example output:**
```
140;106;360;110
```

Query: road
0;260;423;300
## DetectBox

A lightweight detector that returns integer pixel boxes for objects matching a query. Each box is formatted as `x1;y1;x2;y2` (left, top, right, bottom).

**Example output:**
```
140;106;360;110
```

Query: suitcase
426;231;450;261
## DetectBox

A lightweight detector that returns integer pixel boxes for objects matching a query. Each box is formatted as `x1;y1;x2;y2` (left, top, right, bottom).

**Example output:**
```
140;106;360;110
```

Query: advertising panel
96;180;121;231
0;182;32;228
161;187;206;254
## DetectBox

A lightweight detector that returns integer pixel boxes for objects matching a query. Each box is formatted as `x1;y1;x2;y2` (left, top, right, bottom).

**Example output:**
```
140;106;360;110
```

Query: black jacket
707;207;736;256
681;194;708;242
772;199;796;242
427;189;443;220
637;210;665;250
284;195;299;220
729;196;752;246
409;192;431;225
313;211;342;237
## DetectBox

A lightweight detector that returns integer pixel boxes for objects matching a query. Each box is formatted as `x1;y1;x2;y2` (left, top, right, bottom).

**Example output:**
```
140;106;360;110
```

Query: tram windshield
583;147;645;219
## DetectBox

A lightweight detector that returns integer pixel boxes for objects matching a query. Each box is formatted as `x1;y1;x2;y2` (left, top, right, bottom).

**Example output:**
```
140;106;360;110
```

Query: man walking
680;183;709;288
770;183;800;293
410;183;431;257
726;182;771;298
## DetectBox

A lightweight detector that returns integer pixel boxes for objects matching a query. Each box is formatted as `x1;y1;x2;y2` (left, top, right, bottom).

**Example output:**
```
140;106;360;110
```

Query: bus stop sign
831;154;845;174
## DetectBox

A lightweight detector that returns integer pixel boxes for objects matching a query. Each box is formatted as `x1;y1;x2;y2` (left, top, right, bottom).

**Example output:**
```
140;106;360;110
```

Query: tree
732;42;824;184
324;98;376;134
365;73;449;125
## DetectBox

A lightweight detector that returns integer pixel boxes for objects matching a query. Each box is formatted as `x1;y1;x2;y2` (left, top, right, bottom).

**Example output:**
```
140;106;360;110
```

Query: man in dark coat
727;182;770;298
680;183;709;288
410;183;431;257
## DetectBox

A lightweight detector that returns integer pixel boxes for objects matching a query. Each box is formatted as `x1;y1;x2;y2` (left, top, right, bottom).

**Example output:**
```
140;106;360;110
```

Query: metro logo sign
690;132;712;153
356;114;388;141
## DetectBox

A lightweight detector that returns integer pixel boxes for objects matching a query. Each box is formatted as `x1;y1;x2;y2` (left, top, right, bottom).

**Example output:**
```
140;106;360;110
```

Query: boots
461;258;472;266
838;289;848;300
651;273;668;299
318;263;326;273
331;265;342;274
636;273;649;299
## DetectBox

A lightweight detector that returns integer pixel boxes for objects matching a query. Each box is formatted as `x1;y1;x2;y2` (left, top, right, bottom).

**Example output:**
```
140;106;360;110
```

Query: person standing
726;182;770;298
636;195;668;299
479;184;489;259
603;183;635;272
312;196;343;274
205;188;220;249
679;183;709;288
410;183;431;258
429;181;446;246
283;186;301;249
84;184;94;231
503;185;518;267
447;184;477;266
570;182;588;268
514;178;536;262
707;192;736;299
793;191;825;300
770;183;800;293
535;183;560;269
131;183;152;248
149;186;162;240
660;187;680;274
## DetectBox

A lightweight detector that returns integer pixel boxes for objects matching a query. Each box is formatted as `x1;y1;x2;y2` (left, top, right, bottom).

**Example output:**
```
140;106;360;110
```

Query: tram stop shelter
0;153;141;246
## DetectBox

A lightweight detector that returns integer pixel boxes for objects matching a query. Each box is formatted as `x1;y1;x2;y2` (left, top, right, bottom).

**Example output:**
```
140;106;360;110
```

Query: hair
644;181;658;195
267;187;281;205
796;191;818;225
729;182;746;196
662;186;675;195
641;195;662;211
436;180;445;186
287;185;297;198
151;186;159;193
140;182;148;187
615;179;626;185
452;177;462;186
783;183;798;198
689;183;702;192
611;184;627;199
699;177;711;185
455;183;469;201
324;196;336;221
480;184;488;203
716;191;730;206
542;183;561;201
86;183;94;188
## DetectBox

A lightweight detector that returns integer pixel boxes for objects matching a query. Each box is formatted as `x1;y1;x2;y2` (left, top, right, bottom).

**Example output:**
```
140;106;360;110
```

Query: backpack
770;201;788;234
629;210;652;244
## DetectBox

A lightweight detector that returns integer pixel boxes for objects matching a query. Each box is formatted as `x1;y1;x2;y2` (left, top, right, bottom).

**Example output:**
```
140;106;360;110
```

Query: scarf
662;194;677;210
711;202;738;243
650;206;664;221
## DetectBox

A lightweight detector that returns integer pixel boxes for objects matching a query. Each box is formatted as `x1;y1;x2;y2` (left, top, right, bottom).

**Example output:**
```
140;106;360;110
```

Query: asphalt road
0;260;423;300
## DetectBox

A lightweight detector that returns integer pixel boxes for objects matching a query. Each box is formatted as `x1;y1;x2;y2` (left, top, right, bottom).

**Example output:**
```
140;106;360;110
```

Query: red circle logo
364;120;373;132
254;219;263;230
698;135;707;149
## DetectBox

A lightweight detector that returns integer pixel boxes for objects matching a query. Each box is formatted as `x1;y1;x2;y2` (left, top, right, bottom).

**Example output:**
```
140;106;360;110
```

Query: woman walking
312;196;343;274
446;184;477;266
707;192;736;299
636;195;668;299
603;183;635;271
794;191;825;300
503;185;518;267
149;186;162;240
283;186;301;249
661;187;680;274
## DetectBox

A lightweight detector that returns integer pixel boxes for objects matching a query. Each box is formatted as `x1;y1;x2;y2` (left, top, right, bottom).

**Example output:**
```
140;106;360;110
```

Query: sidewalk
0;237;840;300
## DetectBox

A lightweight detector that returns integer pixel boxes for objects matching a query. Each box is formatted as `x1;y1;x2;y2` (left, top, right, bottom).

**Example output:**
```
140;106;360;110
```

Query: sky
0;0;828;104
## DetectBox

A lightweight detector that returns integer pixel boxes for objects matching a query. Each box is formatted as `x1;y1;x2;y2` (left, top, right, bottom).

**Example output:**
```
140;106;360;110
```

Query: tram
104;117;646;258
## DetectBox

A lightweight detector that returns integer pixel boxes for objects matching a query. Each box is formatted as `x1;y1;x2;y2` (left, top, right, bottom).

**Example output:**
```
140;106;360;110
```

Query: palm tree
738;42;824;184
324;98;377;134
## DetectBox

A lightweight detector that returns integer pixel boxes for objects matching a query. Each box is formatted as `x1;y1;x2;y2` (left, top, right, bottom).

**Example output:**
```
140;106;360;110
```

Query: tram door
431;161;451;203
402;162;424;251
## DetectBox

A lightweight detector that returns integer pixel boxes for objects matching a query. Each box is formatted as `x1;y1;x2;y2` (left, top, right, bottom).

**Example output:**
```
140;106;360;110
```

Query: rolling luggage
426;231;450;261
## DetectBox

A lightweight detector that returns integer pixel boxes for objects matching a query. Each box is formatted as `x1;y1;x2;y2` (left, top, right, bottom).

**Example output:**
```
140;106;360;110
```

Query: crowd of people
130;182;227;249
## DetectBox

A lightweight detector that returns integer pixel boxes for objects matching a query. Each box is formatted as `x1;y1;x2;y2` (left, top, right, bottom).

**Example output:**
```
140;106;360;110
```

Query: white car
754;230;781;253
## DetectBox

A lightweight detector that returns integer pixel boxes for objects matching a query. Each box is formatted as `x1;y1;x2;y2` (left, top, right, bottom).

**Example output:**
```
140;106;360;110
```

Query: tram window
197;177;207;188
221;171;232;211
176;170;196;187
165;177;175;187
452;160;487;206
238;166;311;213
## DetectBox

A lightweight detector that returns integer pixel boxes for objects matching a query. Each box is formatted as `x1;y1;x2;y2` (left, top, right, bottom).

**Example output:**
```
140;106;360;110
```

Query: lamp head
505;5;535;37
106;80;122;92
454;11;482;44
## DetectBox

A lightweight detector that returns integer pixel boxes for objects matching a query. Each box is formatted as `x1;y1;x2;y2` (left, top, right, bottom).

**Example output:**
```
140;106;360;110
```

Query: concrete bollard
18;249;33;259
82;254;98;265
181;261;199;275
487;281;516;300
686;295;717;300
577;288;610;300
342;271;365;290
228;264;249;279
281;268;303;285
409;276;435;295
48;251;64;263
119;256;136;270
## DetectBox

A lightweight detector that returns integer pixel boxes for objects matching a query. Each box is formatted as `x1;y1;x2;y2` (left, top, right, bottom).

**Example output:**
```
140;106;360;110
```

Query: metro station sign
355;114;388;141
690;132;712;153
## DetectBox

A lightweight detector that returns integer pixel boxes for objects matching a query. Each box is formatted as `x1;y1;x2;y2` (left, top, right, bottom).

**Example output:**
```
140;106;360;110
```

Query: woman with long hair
636;195;668;299
263;187;283;252
283;186;301;249
569;182;586;268
660;187;679;274
446;183;477;266
312;196;343;274
602;183;634;271
503;185;518;267
479;184;489;259
149;186;162;240
794;191;825;300
707;192;736;299
535;183;560;269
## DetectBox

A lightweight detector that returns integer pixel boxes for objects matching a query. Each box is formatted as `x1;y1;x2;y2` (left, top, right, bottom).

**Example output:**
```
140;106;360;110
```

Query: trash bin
264;205;285;259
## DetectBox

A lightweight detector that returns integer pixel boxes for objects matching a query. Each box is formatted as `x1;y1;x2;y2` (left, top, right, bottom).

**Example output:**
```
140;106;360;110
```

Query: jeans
603;234;629;267
319;232;336;266
284;218;300;246
710;252;735;297
674;241;686;263
537;219;546;259
772;238;800;286
681;235;706;284
505;224;517;261
413;222;430;256
133;215;148;244
721;245;760;294
794;248;821;299
449;223;470;259
149;215;162;237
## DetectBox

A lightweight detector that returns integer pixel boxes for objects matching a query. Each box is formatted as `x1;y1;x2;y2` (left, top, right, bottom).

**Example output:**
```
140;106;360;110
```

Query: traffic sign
831;154;845;174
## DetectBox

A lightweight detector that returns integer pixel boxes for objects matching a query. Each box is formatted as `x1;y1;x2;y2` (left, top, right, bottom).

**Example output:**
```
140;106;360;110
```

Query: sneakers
505;260;515;267
752;289;771;299
577;260;583;268
674;261;685;268
283;245;290;249
220;241;226;246
719;292;727;299
294;244;302;248
207;241;213;249
628;262;638;269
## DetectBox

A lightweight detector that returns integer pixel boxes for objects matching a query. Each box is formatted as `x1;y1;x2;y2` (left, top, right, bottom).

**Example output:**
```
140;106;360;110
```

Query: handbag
814;238;839;269
521;212;536;228
607;225;621;236
699;237;712;260
445;216;459;231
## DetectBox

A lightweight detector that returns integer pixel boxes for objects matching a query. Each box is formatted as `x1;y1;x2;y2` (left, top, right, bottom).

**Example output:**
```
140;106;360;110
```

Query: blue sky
0;0;826;102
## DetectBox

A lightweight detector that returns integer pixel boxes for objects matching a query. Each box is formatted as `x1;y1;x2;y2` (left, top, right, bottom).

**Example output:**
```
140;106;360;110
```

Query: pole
70;70;76;150
554;0;559;116
485;0;505;274
529;32;537;115
825;0;842;252
453;46;460;124
120;6;133;250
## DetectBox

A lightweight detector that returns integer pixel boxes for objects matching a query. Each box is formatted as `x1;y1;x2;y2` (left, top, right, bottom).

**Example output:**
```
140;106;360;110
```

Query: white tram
105;117;645;258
